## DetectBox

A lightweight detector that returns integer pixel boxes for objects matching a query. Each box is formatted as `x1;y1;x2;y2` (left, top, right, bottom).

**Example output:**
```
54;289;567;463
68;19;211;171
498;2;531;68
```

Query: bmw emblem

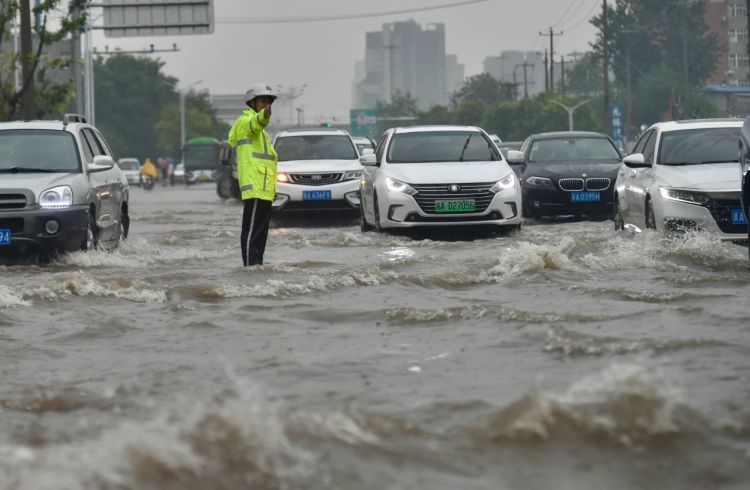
582;173;588;178
448;184;461;193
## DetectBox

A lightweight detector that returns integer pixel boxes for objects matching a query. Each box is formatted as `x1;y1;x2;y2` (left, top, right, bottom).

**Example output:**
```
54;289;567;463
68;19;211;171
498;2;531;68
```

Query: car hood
656;162;741;191
523;160;621;179
278;159;361;173
385;161;511;184
0;172;80;191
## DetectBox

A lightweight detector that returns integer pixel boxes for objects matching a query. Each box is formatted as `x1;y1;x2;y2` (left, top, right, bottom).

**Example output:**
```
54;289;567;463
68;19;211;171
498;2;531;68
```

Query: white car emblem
311;175;322;181
449;184;460;193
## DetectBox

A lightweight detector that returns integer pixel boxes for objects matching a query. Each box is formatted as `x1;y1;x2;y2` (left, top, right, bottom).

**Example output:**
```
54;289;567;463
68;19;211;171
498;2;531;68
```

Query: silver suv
0;114;129;257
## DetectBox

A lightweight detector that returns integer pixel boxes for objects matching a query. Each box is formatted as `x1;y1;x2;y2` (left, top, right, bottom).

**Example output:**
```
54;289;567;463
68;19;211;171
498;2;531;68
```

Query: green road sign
350;109;379;137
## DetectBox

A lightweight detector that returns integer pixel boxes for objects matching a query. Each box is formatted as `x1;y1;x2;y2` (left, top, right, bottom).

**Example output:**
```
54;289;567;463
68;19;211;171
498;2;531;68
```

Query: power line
551;0;582;28
554;0;589;28
561;0;601;31
215;0;493;24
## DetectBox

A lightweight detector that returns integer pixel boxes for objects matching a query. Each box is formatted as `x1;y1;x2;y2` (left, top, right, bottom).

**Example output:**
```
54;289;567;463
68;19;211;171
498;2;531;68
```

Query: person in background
140;157;158;187
158;157;169;186
228;84;278;267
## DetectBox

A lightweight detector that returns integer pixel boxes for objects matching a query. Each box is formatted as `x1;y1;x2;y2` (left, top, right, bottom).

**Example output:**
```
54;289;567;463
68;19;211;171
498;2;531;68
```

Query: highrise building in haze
353;19;464;110
705;0;749;84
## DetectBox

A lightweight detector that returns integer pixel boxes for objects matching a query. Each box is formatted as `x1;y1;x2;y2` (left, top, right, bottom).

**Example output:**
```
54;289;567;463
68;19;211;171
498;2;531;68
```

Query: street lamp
276;84;307;127
179;79;203;149
551;99;591;131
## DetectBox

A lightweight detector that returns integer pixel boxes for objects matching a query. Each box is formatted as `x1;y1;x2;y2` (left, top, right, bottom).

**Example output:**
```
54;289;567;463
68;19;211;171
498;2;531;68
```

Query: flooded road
1;185;749;489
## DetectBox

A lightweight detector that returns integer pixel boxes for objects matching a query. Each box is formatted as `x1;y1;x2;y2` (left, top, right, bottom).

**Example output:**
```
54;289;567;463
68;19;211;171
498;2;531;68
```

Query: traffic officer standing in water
228;84;279;266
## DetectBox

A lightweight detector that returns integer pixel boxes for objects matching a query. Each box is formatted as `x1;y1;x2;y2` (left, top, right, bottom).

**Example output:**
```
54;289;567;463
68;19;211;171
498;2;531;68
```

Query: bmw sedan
507;131;622;219
614;119;746;239
359;126;522;232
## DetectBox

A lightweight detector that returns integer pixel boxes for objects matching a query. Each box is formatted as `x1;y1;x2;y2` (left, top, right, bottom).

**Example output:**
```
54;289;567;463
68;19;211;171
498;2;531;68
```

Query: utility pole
70;1;83;115
561;56;566;96
747;0;750;83
19;0;35;119
540;27;563;94
515;62;533;98
602;0;610;135
544;49;549;92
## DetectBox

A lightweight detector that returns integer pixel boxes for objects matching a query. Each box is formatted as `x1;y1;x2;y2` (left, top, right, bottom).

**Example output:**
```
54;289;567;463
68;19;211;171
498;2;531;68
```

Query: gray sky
92;0;600;122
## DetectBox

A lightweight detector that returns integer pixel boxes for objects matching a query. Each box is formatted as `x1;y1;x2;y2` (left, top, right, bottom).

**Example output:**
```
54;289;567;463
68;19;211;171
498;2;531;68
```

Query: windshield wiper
0;166;59;173
459;133;473;162
700;160;739;164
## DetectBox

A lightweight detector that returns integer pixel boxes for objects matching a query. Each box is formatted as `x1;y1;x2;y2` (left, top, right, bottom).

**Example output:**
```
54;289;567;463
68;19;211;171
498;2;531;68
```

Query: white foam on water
0;285;31;309
21;272;166;303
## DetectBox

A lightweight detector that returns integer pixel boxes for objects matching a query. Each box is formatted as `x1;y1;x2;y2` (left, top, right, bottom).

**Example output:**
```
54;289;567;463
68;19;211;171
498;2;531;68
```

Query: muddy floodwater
1;185;749;490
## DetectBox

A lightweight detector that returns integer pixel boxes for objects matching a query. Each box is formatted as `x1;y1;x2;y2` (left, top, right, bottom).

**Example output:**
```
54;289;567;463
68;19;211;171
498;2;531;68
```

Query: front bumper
380;189;521;229
0;204;89;254
523;187;614;217
654;193;747;240
273;180;360;212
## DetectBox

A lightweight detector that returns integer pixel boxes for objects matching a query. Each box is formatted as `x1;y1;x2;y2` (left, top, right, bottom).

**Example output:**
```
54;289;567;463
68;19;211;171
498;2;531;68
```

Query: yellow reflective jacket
228;107;278;201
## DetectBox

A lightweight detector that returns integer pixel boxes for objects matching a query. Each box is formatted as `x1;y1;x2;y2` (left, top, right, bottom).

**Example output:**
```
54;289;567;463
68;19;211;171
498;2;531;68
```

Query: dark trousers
241;198;273;266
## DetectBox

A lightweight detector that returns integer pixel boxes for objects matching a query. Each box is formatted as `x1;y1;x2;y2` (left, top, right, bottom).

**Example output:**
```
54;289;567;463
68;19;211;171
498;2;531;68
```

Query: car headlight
524;176;554;188
277;172;289;183
343;170;363;181
490;173;516;193
659;187;710;206
39;185;73;209
386;177;417;196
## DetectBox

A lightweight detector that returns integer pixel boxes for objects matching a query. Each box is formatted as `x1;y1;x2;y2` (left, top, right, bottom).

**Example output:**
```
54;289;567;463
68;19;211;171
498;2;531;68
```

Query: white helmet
245;83;277;104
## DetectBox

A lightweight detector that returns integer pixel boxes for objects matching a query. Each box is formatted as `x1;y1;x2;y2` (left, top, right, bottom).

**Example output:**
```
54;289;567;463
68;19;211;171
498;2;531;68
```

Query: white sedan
359;126;522;232
614;119;746;239
272;128;362;212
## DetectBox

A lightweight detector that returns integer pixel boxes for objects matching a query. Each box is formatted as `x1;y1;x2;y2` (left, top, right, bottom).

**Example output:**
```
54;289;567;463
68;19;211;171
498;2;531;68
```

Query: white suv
272;128;362;212
0;114;129;257
359;126;522;232
614;119;746;239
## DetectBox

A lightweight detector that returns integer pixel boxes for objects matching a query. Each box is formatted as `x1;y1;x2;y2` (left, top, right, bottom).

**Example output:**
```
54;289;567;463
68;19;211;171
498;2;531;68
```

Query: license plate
571;192;601;203
732;208;748;225
303;190;332;201
0;229;10;245
435;199;476;213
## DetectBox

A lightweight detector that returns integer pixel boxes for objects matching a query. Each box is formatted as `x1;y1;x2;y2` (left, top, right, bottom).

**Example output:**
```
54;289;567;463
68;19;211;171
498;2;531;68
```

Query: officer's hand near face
264;103;272;119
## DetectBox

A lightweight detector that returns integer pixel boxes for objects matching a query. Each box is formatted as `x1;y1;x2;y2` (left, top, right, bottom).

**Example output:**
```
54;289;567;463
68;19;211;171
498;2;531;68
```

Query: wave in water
20;272;166;304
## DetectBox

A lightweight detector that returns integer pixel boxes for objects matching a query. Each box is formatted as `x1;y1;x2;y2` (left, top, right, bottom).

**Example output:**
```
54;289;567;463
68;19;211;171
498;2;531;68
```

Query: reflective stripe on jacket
228;107;278;201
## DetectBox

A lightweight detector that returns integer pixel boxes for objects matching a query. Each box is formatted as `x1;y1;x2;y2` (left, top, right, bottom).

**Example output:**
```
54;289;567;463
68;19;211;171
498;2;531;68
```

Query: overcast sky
91;0;600;122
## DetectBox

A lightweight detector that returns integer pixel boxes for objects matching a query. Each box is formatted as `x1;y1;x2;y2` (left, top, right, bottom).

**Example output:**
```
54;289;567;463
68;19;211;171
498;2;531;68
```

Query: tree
94;55;177;161
0;0;85;120
417;105;452;125
155;89;230;158
590;0;719;88
451;73;516;107
562;53;603;95
375;90;419;117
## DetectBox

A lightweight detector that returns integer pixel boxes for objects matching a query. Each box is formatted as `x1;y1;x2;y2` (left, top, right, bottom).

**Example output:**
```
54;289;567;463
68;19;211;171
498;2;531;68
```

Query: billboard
350;109;378;137
103;0;214;38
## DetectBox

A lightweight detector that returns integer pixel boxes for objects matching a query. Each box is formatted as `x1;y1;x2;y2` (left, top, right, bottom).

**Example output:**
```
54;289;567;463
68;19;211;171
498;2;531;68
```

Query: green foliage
417;105;452;125
452;99;485;126
451;73;516;108
562;53;603;96
155;90;230;158
375;90;419;118
590;0;719;87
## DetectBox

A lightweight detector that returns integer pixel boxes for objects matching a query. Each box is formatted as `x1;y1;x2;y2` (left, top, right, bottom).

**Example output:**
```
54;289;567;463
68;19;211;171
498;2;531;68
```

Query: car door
621;130;653;226
630;129;658;227
362;132;387;223
93;128;124;235
80;128;115;241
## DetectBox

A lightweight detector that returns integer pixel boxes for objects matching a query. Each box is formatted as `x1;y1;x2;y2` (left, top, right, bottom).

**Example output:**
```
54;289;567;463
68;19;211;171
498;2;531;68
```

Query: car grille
289;173;342;186
0;193;27;209
586;178;611;191
0;218;24;233
411;182;496;214
557;178;584;191
707;199;746;234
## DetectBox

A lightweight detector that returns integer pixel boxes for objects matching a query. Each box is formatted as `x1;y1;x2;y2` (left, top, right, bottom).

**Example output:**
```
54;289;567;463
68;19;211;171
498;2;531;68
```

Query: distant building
353;19;462;110
705;0;748;84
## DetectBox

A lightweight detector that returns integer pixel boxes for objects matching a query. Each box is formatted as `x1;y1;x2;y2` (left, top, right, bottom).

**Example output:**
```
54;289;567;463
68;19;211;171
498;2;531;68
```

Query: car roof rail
63;113;87;125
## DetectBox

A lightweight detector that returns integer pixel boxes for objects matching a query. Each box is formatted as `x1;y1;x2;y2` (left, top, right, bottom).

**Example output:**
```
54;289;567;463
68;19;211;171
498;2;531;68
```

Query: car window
642;131;657;164
274;135;358;161
92;129;114;157
81;129;104;161
387;131;498;163
0;129;80;172
528;137;620;163
657;127;741;166
632;130;651;154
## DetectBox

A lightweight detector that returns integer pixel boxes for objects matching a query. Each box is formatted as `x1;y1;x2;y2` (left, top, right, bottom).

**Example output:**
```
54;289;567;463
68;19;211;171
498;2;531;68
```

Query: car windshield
356;143;374;153
275;135;358;161
0;130;80;172
387;131;499;163
528;137;620;163
117;159;139;170
184;144;219;170
658;127;741;165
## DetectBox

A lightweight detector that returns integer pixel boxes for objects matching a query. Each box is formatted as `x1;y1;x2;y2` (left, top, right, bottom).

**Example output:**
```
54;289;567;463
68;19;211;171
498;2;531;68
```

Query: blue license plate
303;190;331;201
570;192;601;203
0;229;10;245
732;208;748;225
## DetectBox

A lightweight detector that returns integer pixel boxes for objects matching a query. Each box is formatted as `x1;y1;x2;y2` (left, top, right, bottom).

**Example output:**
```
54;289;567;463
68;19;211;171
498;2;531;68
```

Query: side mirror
623;153;651;168
361;148;375;156
506;150;525;165
88;155;115;173
359;153;377;166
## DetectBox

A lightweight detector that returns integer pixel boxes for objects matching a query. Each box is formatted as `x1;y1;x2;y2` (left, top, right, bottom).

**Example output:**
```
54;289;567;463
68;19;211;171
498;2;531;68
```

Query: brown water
1;185;749;490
